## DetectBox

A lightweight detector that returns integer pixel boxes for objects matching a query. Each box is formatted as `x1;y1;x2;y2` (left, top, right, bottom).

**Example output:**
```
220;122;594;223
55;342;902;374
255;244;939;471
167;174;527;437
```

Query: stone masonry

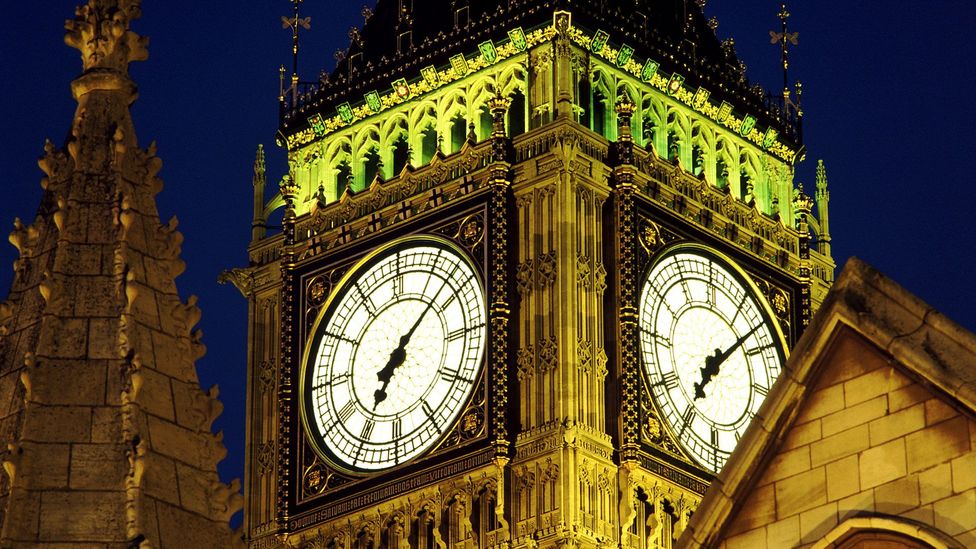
0;1;242;546
679;258;976;548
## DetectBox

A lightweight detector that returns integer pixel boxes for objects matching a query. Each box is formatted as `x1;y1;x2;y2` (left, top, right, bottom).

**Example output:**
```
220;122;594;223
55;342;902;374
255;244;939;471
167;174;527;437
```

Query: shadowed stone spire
0;1;242;546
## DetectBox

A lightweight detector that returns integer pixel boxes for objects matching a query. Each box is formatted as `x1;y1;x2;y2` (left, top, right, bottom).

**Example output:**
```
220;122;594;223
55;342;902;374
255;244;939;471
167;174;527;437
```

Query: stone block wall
719;332;976;548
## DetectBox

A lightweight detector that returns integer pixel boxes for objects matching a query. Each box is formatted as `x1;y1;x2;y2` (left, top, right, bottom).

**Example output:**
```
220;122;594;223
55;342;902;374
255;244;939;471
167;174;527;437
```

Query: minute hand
693;324;762;400
373;264;461;408
715;324;762;366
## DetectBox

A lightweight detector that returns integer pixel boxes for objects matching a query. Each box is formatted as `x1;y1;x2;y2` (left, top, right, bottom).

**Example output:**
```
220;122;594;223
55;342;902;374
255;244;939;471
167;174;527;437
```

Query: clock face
639;246;785;473
302;236;487;473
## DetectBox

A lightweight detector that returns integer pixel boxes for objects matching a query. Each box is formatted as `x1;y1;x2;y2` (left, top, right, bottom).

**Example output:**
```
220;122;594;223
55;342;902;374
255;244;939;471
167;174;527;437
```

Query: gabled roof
677;257;976;547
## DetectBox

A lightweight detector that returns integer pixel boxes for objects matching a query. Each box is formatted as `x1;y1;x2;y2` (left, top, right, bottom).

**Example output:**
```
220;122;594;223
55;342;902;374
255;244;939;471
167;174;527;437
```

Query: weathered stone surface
147;415;216;470
774;468;826;516
175;461;217;518
859;438;907;489
809;424;869;468
34;360;106;406
136;367;176;421
906;416;969;473
23;406;91;443
875;476;920;515
69;443;127;490
798;502;837;544
0;3;238;546
38;491;127;542
156;500;236;548
2;490;40;540
825;455;859;502
869;402;925;445
37;318;88;359
90;406;122;443
87;319;120;360
821;395;887;437
18;443;70;490
143;451;181;506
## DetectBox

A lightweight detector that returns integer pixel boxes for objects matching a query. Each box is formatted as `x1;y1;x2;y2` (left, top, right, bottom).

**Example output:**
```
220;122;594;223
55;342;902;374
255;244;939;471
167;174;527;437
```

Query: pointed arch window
334;160;351;198
592;89;607;138
450;114;467;153
421;125;437;165
716;157;729;189
362;146;381;187
509;91;526;137
391;134;410;176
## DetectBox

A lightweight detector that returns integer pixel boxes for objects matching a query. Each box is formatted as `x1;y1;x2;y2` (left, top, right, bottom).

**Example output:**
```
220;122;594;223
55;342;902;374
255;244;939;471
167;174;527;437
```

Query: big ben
234;1;835;547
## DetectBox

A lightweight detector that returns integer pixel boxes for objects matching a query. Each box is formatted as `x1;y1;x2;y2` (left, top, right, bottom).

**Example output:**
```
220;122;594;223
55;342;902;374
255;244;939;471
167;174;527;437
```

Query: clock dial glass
639;246;785;473
302;237;486;473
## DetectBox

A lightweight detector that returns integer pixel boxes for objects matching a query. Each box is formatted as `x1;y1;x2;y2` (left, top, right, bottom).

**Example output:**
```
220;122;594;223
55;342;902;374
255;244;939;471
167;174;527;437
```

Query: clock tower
231;1;835;547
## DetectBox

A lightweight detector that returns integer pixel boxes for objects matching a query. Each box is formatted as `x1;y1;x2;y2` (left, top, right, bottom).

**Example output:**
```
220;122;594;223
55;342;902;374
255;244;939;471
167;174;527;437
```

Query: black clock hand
693;324;762;400
373;305;431;408
374;265;460;409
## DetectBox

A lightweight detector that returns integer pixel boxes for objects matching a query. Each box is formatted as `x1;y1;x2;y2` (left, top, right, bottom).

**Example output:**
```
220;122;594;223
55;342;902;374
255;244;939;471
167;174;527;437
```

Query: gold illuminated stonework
241;2;834;548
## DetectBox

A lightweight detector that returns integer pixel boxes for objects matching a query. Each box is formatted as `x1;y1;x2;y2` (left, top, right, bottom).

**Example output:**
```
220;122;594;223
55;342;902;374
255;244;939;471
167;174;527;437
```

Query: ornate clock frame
608;109;808;502
272;102;517;534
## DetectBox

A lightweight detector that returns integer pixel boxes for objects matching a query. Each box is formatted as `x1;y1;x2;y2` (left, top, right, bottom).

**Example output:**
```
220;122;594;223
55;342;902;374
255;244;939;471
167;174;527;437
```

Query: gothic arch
690;120;715;180
641;92;666;152
811;515;959;549
666;105;692;166
498;63;528;98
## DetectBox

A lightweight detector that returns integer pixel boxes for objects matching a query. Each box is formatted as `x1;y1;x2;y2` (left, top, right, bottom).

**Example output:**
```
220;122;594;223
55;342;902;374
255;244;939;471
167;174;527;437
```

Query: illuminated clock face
639;246;785;473
302;237;486;473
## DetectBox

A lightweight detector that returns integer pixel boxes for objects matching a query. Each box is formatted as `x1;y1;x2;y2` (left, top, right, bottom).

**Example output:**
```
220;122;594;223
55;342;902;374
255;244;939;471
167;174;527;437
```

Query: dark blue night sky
1;1;973;515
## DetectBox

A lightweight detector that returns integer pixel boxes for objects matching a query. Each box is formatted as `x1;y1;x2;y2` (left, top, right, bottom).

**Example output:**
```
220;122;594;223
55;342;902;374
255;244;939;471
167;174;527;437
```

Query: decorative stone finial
65;0;148;75
615;96;636;141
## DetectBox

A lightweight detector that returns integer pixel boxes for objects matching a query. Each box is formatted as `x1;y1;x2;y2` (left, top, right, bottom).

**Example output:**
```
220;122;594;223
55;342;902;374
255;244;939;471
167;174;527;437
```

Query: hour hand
694;351;722;400
374;337;408;408
694;325;762;400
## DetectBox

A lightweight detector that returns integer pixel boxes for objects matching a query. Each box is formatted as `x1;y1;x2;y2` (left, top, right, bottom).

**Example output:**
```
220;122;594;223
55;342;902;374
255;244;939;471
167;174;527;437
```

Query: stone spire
815;159;831;257
0;1;241;546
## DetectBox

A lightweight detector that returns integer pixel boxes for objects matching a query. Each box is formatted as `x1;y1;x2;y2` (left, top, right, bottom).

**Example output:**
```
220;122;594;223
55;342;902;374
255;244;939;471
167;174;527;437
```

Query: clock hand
374;265;460;409
693;324;762;400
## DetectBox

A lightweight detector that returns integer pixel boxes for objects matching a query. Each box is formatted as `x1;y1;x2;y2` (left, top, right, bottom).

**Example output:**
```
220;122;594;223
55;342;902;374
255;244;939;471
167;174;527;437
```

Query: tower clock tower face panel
301;236;487;474
639;245;787;473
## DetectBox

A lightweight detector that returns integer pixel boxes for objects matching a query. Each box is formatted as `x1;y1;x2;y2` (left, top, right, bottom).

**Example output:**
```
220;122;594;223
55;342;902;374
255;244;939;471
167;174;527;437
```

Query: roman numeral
326;332;358;345
392;417;402;440
360;419;375;441
422;401;441;433
711;428;719;447
753;384;768;397
655;371;678;391
338;401;356;423
440;292;457;309
440;368;462;383
682;406;696;427
446;327;466;342
313;373;348;391
355;284;375;315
